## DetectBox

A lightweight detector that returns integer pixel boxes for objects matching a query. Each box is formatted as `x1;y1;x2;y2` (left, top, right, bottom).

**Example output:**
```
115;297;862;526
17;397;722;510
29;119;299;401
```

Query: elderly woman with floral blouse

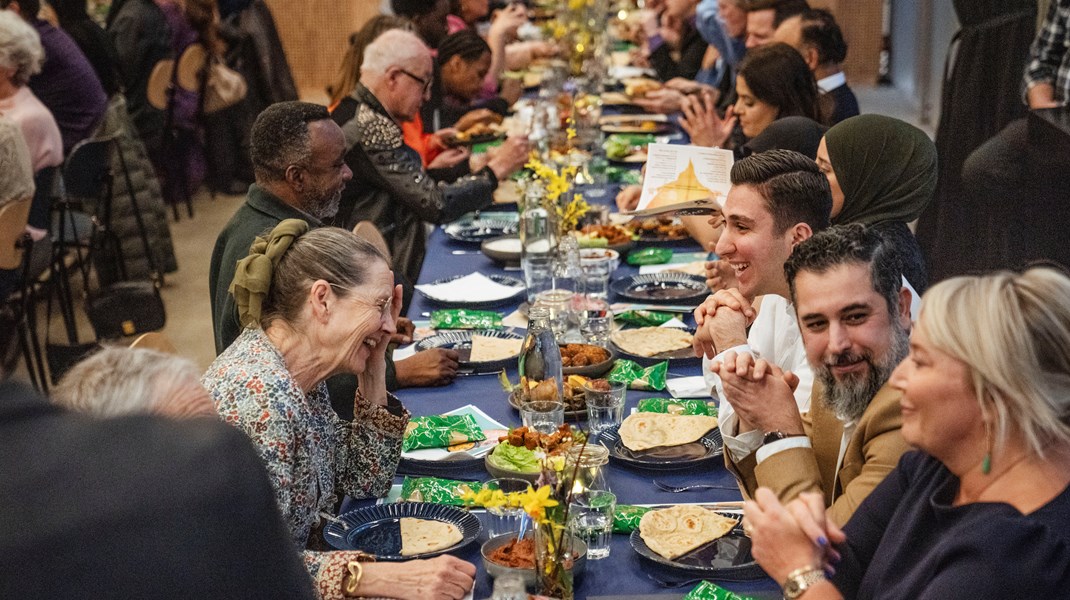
204;220;475;600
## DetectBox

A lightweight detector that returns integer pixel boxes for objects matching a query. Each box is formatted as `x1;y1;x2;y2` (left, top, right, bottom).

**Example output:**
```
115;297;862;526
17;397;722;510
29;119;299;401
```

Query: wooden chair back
352;220;392;262
128;331;178;354
0;197;32;270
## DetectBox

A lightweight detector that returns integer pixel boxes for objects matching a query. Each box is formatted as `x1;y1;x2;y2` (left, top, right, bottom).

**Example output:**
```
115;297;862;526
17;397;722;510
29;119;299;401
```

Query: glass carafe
517;306;564;403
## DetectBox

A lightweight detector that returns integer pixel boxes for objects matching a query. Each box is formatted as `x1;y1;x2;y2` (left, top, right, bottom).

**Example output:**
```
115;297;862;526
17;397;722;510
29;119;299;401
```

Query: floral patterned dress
204;328;409;599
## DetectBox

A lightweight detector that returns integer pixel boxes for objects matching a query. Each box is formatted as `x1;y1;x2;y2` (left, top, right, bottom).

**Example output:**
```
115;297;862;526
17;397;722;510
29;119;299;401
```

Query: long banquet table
341;184;782;599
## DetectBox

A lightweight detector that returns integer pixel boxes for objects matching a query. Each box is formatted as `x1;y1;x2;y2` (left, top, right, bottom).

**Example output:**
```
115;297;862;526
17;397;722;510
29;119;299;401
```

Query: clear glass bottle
517;306;564;402
520;184;556;303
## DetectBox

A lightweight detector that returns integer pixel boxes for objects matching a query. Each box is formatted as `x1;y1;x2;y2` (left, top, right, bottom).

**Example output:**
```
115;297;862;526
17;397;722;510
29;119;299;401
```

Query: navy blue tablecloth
341;185;779;598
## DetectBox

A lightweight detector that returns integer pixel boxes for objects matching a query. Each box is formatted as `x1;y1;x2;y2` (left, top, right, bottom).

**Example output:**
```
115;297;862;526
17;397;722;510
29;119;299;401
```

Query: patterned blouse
204;328;409;599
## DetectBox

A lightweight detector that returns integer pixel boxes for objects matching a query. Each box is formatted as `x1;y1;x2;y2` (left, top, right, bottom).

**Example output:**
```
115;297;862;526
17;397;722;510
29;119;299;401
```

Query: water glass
534;289;573;340
578;299;614;345
521;400;565;434
484;478;532;538
569;490;616;560
584;380;626;437
523;254;554;303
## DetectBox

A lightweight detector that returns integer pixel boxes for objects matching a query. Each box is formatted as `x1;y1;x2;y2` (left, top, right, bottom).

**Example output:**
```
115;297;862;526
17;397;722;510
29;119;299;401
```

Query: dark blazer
649;24;709;82
826;82;861;125
0;380;317;599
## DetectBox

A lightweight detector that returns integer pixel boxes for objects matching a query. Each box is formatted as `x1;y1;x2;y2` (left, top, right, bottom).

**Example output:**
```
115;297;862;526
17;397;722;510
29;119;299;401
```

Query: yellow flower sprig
525;153;578;204
557;193;589;234
462;484;559;524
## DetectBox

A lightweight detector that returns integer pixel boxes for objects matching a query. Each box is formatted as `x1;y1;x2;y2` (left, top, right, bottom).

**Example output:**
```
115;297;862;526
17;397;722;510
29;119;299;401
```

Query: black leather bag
86;280;166;339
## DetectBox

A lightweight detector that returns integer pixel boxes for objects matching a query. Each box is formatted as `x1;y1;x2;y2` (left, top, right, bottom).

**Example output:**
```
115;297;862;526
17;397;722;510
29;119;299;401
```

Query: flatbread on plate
611;327;693;358
639;505;737;560
400;517;463;556
618;412;718;451
469;334;523;363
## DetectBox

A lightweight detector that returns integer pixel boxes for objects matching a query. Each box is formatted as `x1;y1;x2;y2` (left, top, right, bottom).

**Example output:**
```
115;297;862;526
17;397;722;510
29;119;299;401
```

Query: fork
652;479;738;493
645;573;710;588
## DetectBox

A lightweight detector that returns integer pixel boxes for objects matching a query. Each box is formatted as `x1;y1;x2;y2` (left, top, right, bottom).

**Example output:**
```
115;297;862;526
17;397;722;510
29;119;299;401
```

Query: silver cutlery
451;250;481;255
653;479;739;493
646;573;710;588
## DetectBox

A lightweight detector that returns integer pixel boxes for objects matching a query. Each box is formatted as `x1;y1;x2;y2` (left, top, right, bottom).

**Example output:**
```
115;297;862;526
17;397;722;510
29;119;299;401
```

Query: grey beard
817;322;910;422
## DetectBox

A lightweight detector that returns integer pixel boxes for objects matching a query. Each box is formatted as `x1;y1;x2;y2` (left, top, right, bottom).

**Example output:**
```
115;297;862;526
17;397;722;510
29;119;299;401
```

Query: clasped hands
745;489;845;585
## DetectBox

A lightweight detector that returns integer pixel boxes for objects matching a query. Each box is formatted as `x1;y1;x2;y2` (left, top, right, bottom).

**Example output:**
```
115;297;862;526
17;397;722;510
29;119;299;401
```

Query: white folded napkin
667;376;710;398
416;273;521;302
659;318;689;329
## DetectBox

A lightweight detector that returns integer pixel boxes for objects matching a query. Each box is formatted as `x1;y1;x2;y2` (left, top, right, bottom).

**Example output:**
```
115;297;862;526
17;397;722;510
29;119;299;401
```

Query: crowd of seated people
3;1;1070;599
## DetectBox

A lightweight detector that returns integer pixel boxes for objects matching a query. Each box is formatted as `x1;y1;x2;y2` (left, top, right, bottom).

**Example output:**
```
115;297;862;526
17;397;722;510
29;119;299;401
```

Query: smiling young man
714;224;913;525
694;149;831;414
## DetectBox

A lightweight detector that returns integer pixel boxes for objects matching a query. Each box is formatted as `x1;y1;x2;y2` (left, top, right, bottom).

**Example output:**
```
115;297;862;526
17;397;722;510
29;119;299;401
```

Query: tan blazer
725;380;910;526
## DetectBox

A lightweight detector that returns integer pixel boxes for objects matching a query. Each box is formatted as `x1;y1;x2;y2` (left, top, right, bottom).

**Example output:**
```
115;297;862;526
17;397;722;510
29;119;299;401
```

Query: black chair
0;196;48;390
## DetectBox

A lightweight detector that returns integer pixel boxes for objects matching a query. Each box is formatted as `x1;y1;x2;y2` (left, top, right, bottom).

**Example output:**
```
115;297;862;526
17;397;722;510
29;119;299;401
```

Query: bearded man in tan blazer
712;224;912;525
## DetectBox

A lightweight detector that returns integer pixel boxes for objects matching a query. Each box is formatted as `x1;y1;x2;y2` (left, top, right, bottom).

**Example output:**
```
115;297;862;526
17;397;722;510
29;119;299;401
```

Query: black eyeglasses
397;68;432;94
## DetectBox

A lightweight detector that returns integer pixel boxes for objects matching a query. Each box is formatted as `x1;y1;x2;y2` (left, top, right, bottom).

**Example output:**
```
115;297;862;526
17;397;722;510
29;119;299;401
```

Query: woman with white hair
744;266;1070;599
52;347;216;418
0;10;62;174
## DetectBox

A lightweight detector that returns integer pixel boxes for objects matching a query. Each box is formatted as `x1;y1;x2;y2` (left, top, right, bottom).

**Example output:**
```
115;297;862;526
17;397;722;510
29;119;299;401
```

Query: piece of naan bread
618;412;718;451
639;505;738;560
469;334;523;363
611;327;693;358
399;517;463;556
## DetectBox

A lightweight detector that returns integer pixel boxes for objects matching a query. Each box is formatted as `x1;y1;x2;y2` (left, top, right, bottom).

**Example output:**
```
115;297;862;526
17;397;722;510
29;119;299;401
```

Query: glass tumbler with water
584;379;626;438
519;189;556;303
569;489;616;560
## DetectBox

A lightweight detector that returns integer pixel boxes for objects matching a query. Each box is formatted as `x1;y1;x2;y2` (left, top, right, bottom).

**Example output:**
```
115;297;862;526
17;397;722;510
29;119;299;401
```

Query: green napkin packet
637;398;717;416
683;581;758;600
612;504;651;533
608;359;668;391
402;414;486;452
399;476;482;506
615;309;675;327
626;247;673;265
429;309;502;330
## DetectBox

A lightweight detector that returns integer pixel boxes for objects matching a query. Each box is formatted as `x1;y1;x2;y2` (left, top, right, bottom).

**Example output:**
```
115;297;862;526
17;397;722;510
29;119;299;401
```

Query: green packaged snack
615;309;674;327
402;414;486;451
399;476;482;506
605;166;641;185
612;504;651;533
429;309;502;330
626;247;673;265
607;359;668;391
683;581;756;600
637;398;718;416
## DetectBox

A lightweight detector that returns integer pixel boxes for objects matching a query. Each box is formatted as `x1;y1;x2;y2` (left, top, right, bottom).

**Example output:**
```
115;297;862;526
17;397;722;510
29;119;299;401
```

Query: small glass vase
534;524;575;600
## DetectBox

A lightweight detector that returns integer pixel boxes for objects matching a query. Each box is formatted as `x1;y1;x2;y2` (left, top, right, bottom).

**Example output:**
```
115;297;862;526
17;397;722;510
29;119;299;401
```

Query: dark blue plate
417;273;526;308
610;273;708;304
415;329;523;373
323;502;481;559
600;422;722;471
630;513;765;580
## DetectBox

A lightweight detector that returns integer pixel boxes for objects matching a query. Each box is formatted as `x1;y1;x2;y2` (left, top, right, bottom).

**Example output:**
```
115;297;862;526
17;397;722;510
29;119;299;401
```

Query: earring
982;423;993;475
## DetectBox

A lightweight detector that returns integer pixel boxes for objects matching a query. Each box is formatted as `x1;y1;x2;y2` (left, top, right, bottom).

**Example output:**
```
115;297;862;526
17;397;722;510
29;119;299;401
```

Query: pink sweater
0;87;63;172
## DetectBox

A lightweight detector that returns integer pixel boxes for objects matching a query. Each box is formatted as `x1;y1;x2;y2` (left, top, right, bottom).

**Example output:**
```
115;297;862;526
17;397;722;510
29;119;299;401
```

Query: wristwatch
762;430;805;445
782;566;826;599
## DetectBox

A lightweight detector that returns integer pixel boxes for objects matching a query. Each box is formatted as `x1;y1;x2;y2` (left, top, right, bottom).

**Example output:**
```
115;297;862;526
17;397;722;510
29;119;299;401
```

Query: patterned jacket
204;328;409;599
331;83;499;284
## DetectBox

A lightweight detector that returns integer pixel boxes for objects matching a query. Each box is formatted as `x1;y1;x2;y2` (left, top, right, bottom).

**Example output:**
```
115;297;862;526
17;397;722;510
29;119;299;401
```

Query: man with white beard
712;224;912;525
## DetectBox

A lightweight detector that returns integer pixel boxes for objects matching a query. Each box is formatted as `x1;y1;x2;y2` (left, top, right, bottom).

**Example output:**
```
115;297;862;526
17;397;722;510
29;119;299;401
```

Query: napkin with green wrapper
399;476;482;505
684;581;758;600
616;309;675;327
429;309;502;330
608;359;668;391
402;414;486;451
637;398;718;416
612;504;652;533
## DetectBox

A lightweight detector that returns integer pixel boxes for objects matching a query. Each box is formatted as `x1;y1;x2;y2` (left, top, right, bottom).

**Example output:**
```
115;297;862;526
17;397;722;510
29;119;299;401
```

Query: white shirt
817;71;847;94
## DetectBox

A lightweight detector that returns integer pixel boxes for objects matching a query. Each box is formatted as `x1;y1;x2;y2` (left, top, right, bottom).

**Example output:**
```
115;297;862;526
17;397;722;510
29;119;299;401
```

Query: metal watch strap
782;566;826;599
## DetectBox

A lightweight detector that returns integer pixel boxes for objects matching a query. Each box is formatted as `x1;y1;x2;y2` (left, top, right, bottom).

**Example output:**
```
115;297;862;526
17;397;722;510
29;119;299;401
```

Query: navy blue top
834;451;1070;599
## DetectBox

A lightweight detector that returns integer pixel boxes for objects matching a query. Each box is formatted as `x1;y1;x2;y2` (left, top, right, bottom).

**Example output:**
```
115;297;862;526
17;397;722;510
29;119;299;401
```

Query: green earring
982;453;992;475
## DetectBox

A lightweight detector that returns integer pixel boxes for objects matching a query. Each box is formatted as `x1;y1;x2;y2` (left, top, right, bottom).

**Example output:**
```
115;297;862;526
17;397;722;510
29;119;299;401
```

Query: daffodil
521;485;560;523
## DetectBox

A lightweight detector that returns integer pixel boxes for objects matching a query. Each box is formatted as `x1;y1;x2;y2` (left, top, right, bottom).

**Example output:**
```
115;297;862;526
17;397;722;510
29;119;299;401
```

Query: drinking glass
521;400;565;434
569;490;616;560
578;298;614;345
484;478;532;538
534;289;573;340
584;380;626;437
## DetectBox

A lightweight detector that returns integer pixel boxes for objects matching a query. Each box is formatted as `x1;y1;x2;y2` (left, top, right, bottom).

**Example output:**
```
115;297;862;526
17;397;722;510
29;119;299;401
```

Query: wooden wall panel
819;0;884;85
263;1;380;103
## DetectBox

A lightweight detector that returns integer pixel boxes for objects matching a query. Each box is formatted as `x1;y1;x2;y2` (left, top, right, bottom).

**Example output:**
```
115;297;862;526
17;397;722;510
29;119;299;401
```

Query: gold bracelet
343;560;363;596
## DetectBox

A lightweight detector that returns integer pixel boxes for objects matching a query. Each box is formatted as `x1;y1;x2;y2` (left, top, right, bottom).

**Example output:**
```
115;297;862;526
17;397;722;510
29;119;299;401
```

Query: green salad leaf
486;442;541;473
